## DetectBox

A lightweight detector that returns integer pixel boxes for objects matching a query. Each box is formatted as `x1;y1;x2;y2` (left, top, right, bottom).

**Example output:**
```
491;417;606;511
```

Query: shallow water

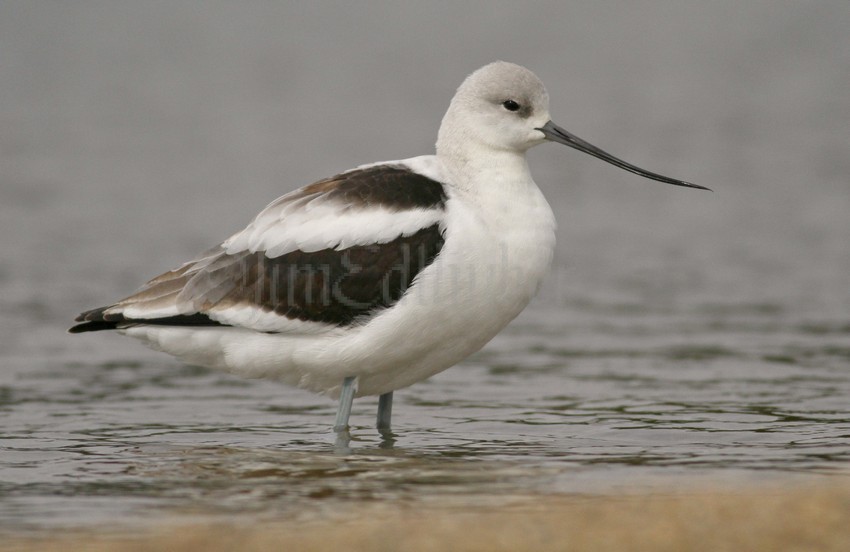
3;298;849;533
2;0;850;536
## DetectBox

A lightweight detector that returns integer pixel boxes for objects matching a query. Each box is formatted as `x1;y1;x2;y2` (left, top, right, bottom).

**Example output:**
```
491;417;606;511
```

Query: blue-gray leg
376;391;393;433
333;376;357;433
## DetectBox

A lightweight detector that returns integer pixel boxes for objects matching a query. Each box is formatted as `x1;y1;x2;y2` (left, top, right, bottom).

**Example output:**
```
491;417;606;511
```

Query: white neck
436;141;533;195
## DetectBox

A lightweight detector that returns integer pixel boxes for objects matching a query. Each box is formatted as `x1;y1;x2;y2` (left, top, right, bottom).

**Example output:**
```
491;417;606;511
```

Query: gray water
2;1;849;535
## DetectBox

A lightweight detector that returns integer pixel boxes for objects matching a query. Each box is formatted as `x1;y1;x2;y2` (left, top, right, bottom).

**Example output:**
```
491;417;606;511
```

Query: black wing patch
218;224;444;325
295;165;447;210
70;224;445;332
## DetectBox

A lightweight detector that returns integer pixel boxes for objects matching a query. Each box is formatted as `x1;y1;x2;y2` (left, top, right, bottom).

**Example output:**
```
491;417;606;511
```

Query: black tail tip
68;320;120;333
69;305;121;333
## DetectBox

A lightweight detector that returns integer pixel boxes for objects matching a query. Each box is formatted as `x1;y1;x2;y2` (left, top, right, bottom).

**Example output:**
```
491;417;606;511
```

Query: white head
437;61;708;190
437;61;551;156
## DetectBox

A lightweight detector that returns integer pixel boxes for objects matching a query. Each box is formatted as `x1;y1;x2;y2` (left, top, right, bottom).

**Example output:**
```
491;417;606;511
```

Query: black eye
502;100;521;112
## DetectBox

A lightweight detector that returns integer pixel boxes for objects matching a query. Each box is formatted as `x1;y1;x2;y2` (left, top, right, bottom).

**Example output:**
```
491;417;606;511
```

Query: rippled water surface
2;0;849;536
4;301;849;533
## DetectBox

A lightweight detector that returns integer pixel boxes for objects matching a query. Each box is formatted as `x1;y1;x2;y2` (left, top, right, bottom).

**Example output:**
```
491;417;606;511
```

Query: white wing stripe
206;305;340;335
225;205;444;257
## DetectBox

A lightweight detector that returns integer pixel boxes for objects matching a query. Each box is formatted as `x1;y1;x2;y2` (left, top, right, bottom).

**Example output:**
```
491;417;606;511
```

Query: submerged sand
5;482;849;552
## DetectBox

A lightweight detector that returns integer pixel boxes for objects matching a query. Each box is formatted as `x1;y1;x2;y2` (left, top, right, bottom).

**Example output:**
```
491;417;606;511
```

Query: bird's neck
436;140;533;193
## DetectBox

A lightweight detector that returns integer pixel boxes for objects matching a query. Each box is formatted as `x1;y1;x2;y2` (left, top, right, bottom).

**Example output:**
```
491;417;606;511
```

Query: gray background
2;1;849;342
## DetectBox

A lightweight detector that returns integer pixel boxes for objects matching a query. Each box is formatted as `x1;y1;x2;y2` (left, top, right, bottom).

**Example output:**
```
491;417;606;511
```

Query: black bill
537;121;710;191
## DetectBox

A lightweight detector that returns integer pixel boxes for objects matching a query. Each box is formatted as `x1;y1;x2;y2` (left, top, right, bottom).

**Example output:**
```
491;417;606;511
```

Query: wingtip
70;305;122;333
69;318;125;332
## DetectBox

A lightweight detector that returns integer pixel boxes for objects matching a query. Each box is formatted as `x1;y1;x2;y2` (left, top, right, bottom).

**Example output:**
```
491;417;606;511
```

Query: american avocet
70;62;707;437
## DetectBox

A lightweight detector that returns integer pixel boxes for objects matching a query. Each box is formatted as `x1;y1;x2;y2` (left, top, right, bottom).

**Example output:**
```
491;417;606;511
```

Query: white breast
293;163;557;395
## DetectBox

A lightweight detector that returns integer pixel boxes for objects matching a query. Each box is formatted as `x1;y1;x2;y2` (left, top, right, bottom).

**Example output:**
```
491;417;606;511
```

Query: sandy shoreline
5;482;849;552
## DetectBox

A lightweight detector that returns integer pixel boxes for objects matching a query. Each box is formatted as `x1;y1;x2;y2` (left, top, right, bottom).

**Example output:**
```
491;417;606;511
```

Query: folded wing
70;161;448;334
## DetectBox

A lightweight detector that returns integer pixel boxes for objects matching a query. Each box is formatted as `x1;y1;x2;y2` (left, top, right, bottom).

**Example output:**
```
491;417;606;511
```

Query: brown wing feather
70;164;448;333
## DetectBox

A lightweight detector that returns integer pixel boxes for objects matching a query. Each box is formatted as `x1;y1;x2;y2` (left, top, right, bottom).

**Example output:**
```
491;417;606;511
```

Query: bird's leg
376;391;393;433
333;376;358;433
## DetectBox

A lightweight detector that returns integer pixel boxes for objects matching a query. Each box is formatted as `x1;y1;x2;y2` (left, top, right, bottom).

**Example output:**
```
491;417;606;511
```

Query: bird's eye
502;100;521;112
